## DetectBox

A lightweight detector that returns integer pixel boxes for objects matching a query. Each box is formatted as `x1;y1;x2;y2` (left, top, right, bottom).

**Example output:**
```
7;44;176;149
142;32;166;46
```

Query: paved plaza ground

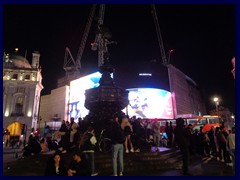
3;146;234;176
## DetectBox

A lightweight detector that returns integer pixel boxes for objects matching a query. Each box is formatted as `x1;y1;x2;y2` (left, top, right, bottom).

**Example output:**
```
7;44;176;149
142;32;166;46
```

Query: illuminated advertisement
69;73;173;120
69;72;113;120
69;72;102;119
124;88;173;119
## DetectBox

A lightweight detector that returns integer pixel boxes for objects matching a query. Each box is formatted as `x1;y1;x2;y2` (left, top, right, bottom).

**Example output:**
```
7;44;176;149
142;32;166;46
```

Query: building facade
3;51;43;141
39;86;69;131
168;64;207;118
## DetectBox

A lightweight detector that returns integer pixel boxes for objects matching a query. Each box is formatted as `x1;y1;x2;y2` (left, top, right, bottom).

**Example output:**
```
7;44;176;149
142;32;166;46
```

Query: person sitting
45;153;67;176
40;138;49;153
67;151;90;176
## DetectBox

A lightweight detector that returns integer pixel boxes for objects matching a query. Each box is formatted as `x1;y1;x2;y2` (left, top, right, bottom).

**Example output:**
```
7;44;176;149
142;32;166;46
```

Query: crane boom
75;4;97;68
151;4;168;66
63;4;97;81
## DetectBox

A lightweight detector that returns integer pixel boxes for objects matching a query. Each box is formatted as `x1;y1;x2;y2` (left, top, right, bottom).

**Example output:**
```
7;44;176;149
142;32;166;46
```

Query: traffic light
21;124;25;135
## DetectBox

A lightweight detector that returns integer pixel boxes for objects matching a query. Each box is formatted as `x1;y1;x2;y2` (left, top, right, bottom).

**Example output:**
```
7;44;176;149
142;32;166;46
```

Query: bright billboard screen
69;73;173;120
69;72;113;120
124;88;173;119
69;72;102;120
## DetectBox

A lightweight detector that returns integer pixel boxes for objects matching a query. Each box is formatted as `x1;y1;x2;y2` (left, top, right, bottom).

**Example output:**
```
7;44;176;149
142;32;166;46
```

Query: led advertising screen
69;72;102;120
124;88;173;119
69;72;113;120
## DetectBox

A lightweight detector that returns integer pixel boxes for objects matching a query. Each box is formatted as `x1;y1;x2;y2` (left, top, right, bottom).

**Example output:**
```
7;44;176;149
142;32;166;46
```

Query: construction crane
63;4;97;83
151;4;168;66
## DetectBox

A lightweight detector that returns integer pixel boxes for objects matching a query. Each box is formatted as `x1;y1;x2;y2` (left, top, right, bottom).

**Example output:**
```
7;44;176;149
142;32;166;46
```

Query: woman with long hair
45;153;67;176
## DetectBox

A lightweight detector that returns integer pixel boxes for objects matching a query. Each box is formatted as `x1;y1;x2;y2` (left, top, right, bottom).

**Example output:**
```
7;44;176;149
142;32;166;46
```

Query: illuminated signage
139;73;152;76
69;73;172;120
123;88;173;119
69;72;113;120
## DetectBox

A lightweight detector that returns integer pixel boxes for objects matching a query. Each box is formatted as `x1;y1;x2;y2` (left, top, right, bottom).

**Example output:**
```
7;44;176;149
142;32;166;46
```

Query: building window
12;96;24;116
25;74;30;80
12;74;18;80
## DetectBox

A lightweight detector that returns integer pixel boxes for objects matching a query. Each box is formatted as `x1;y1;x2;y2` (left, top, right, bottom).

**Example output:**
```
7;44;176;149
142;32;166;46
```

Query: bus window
170;121;176;126
199;118;207;126
160;121;166;127
187;119;197;125
208;118;219;124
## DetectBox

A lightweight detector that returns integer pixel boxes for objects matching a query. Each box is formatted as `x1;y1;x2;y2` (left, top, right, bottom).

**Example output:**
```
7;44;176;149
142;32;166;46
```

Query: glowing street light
213;97;219;117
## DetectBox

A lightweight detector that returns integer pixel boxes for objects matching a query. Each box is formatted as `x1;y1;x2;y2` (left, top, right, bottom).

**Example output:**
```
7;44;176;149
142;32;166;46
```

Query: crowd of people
13;114;235;176
174;118;235;175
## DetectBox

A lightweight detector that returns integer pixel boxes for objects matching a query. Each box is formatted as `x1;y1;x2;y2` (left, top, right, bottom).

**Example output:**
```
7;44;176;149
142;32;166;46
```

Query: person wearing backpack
81;126;98;176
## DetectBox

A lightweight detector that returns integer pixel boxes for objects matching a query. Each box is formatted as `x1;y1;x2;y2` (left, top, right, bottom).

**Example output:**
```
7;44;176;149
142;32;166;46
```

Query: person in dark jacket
111;114;126;176
81;126;98;176
173;118;191;175
45;153;67;176
67;151;90;176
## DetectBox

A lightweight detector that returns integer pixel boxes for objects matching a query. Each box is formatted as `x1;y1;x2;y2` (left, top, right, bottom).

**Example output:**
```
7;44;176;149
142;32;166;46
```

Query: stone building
3;51;43;141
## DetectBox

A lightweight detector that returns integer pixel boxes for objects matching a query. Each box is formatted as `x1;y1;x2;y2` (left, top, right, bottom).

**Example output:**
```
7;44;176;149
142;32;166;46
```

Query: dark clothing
217;131;231;163
131;120;142;149
68;159;90;176
208;130;217;156
132;120;141;135
59;124;68;132
124;126;132;136
45;161;67;176
111;122;125;144
167;125;174;146
174;126;190;149
81;132;95;152
174;126;191;174
23;138;42;157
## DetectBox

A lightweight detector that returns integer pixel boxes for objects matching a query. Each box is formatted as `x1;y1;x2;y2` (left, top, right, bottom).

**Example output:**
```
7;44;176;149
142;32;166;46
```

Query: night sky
3;4;235;113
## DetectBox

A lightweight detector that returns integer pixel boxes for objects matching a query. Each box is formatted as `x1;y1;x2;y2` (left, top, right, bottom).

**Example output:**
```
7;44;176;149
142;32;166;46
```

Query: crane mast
151;4;168;66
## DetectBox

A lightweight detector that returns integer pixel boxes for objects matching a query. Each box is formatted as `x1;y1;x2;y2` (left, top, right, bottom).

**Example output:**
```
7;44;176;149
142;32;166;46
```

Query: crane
63;4;97;83
151;4;168;66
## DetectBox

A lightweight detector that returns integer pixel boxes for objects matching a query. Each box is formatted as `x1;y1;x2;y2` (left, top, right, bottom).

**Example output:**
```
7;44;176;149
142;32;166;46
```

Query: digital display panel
124;88;173;119
69;72;113;120
69;73;173;120
69;72;102;120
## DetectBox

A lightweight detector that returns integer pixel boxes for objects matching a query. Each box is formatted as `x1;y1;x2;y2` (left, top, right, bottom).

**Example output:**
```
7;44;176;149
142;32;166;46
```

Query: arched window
14;96;24;116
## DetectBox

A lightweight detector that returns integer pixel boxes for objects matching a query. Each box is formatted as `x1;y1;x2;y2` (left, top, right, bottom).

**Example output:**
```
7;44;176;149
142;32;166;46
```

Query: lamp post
213;97;219;117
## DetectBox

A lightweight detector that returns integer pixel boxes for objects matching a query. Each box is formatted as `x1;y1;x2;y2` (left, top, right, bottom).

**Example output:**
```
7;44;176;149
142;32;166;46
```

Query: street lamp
213;97;219;117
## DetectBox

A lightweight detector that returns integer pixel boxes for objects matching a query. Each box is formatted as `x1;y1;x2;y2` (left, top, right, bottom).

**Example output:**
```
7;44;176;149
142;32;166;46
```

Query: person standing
69;117;79;146
152;121;161;152
207;126;217;157
173;118;191;175
168;121;174;147
226;126;235;174
111;114;126;176
81;126;98;176
121;117;134;153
